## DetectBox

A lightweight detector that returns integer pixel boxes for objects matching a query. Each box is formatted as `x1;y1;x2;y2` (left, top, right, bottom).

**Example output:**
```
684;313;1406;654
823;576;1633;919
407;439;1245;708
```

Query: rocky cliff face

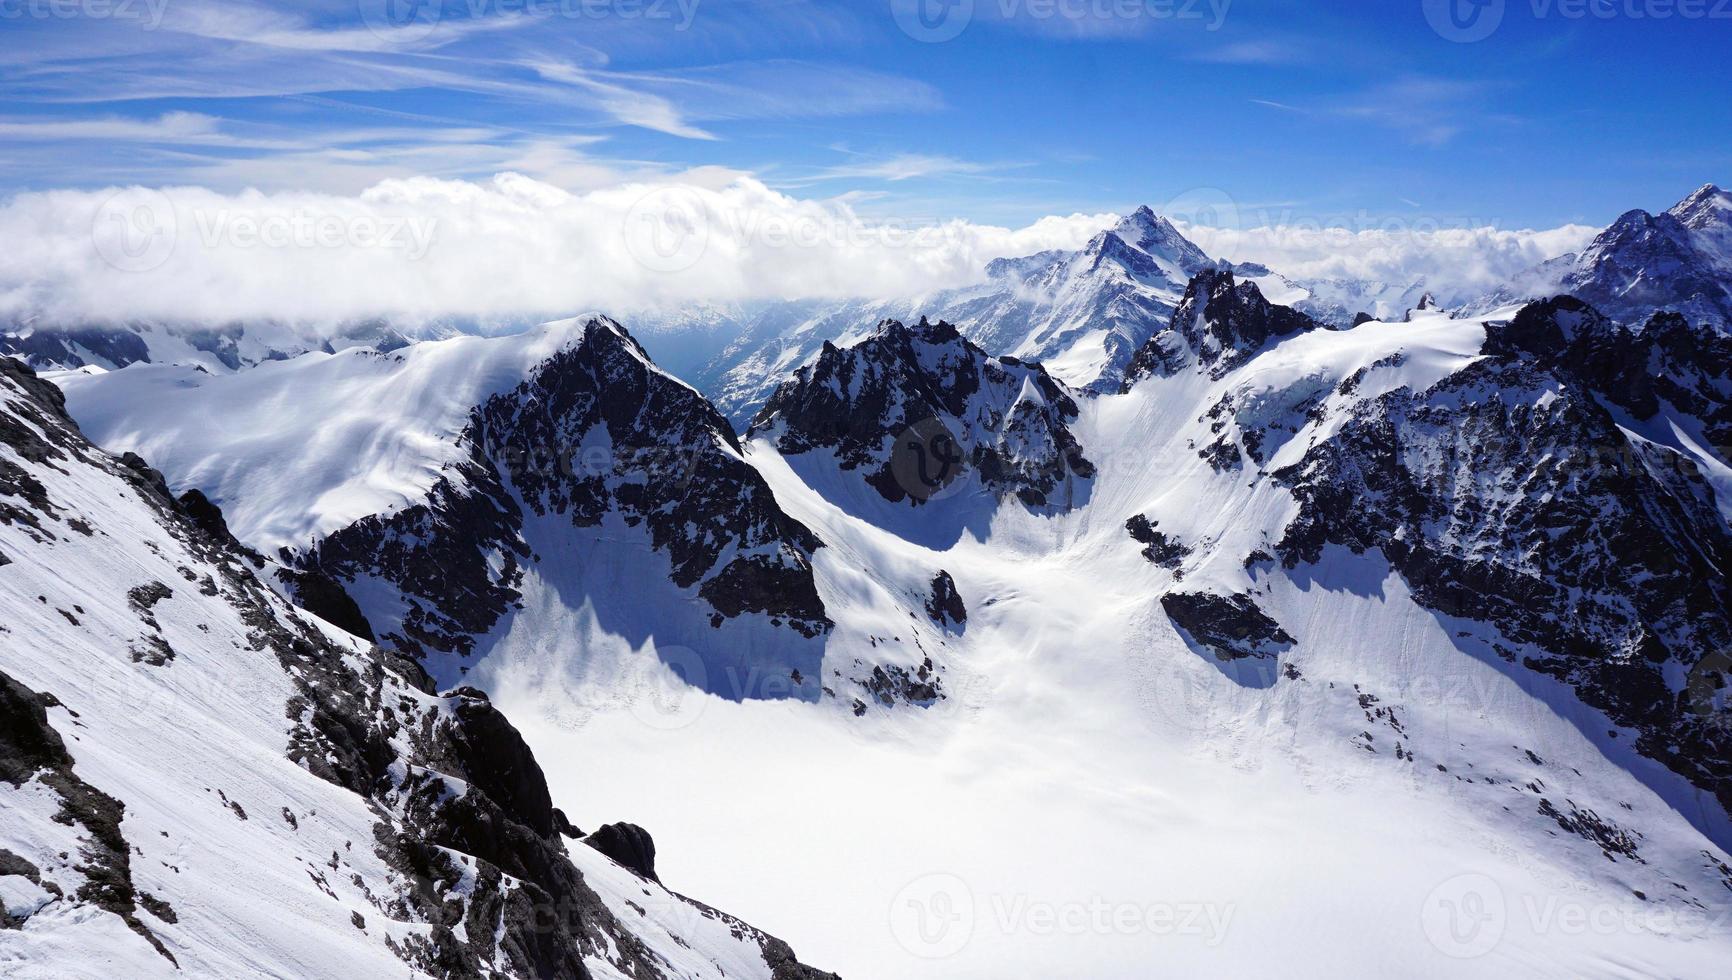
1269;296;1732;814
749;317;1095;510
1125;268;1321;382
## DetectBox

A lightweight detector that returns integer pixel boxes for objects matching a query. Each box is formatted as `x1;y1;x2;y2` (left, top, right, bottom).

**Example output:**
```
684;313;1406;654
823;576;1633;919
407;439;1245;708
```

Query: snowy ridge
0;357;837;979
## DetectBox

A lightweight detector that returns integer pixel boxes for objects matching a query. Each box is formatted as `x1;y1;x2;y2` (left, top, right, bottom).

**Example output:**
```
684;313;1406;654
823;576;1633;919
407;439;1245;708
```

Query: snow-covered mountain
1469;184;1732;328
670;205;1220;423
0;357;836;979
0;318;460;376
53;316;953;714
22;258;1732;976
748;317;1095;518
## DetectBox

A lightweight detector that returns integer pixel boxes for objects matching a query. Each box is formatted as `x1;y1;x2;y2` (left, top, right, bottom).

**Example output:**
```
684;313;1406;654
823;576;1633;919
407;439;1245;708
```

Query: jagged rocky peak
295;314;833;682
1125;268;1320;382
1403;292;1438;320
1562;189;1732;327
0;356;837;978
749;316;1095;509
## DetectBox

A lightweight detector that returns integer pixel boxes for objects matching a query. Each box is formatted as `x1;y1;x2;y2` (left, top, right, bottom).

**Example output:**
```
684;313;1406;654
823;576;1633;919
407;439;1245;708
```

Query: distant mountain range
1463;183;1732;327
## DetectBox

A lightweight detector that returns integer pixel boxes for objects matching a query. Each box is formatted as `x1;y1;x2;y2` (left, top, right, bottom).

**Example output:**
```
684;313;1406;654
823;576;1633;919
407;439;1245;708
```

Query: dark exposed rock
1125;269;1319;383
925;570;967;627
865;659;943;707
277;566;376;641
749;317;1094;510
1538;798;1643;862
583;823;659;883
1273;296;1732;815
431;687;558;838
0;670;175;963
1126;514;1191;568
1161;591;1295;661
176;489;263;561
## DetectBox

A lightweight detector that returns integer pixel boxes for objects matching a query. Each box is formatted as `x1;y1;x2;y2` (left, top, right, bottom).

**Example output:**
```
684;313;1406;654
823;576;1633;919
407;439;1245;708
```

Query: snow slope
0;357;836;979
54;318;614;551
485;307;1732;978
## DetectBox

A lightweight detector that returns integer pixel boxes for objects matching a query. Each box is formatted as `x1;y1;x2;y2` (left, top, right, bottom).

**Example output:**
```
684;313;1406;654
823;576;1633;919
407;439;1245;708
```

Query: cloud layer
1180;219;1597;307
0;174;1116;327
0;173;1598;330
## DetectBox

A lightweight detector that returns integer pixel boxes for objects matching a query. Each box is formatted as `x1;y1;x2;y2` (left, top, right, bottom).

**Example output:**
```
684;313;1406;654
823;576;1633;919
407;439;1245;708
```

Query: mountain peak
1669;182;1732;229
1106;205;1213;275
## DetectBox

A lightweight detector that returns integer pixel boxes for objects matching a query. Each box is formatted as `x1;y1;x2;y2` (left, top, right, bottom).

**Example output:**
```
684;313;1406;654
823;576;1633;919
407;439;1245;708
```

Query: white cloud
0;112;225;142
1182;220;1598;305
0;174;1115;328
0;172;1604;331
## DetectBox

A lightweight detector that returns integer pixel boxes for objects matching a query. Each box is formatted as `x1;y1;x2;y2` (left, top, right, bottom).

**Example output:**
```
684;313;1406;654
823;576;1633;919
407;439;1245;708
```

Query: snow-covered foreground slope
0;358;836;978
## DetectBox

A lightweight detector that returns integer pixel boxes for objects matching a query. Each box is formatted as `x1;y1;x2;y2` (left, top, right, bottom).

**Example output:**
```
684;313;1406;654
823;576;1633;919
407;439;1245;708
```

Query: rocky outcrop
925;570;967;628
583;823;659;883
1126;514;1191;569
1125;269;1319;383
749;317;1095;510
1160;591;1294;661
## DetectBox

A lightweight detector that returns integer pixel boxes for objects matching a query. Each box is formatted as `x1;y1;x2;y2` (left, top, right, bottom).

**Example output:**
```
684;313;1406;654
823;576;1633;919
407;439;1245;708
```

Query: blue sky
2;0;1728;229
